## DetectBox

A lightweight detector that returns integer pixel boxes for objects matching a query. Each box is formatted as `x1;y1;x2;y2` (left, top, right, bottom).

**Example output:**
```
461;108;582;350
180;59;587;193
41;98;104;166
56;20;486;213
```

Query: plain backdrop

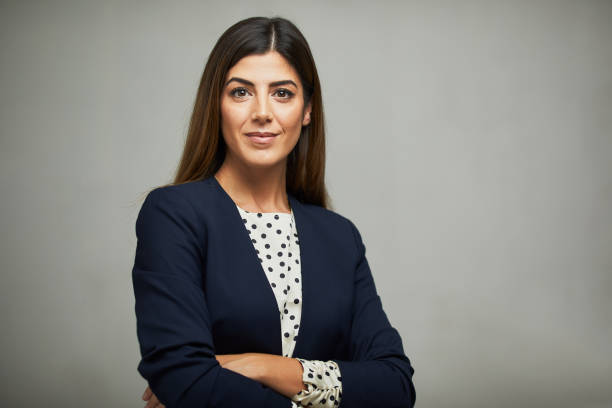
1;1;611;407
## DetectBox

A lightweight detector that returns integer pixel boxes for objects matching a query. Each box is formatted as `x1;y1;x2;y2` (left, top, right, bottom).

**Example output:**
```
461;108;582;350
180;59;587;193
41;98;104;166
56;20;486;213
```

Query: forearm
219;353;345;407
255;354;305;398
216;353;255;365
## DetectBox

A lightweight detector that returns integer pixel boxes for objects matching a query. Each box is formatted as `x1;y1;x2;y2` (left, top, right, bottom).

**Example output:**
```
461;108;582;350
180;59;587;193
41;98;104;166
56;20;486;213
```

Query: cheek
221;103;246;131
276;106;305;129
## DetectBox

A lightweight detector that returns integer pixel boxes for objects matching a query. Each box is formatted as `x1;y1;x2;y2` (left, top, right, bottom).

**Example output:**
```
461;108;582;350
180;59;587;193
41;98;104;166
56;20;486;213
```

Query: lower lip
247;135;277;144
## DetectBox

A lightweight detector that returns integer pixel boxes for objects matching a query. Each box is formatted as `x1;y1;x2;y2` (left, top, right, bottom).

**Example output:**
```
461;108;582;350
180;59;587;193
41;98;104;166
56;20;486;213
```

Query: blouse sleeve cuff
290;358;342;407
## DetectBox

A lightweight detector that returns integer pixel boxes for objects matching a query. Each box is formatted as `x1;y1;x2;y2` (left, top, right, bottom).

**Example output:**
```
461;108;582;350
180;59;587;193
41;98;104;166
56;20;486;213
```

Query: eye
230;87;250;98
274;88;295;99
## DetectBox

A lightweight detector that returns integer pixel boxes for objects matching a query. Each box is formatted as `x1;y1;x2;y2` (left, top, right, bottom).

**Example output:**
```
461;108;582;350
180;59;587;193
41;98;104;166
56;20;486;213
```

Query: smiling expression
219;51;312;170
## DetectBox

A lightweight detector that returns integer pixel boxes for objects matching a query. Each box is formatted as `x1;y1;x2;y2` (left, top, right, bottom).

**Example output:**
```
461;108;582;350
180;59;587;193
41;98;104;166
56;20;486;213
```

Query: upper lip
246;132;278;137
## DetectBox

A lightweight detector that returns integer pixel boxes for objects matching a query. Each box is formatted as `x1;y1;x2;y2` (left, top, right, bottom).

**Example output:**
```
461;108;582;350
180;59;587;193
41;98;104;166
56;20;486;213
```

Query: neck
214;155;291;214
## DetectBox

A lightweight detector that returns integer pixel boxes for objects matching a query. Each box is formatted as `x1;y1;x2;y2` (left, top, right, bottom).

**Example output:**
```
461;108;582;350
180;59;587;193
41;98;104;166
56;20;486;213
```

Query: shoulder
136;179;215;236
140;177;222;219
144;178;215;207
301;201;355;228
296;200;363;251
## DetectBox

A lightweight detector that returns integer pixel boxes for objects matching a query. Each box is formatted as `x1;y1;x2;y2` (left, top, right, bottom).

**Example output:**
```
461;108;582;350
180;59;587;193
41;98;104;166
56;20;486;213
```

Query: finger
142;386;152;400
146;393;160;408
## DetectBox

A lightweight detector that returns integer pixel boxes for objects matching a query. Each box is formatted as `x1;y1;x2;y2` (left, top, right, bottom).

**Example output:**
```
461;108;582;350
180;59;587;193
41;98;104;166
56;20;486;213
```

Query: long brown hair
157;16;331;209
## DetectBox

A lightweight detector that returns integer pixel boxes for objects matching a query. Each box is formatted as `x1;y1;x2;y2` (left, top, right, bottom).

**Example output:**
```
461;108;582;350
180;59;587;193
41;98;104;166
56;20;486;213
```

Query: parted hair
160;16;330;209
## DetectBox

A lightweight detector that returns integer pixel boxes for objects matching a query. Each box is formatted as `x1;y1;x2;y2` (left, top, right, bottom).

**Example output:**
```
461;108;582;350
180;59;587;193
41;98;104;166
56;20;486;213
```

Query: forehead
225;52;299;84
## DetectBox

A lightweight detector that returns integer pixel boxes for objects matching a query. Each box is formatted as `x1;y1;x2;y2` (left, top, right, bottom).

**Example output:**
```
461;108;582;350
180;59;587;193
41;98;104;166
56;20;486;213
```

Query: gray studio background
1;1;611;407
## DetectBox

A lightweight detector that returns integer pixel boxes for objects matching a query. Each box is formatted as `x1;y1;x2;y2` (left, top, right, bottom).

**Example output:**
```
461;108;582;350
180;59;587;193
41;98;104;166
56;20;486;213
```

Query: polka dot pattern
236;203;343;407
236;203;302;358
293;358;342;407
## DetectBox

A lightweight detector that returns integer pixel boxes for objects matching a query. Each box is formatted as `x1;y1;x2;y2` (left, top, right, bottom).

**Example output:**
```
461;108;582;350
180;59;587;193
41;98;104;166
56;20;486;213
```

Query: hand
142;385;165;408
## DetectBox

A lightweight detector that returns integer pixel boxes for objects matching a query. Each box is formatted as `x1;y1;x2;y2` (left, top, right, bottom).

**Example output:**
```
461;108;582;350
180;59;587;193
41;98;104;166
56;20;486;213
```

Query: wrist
294;358;307;392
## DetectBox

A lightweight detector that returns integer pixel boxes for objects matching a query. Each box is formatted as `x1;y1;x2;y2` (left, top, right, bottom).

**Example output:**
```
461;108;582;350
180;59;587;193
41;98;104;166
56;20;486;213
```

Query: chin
242;152;287;169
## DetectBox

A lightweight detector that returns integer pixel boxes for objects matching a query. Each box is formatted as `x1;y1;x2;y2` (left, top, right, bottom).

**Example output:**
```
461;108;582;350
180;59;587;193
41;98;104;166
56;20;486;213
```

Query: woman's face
220;51;311;171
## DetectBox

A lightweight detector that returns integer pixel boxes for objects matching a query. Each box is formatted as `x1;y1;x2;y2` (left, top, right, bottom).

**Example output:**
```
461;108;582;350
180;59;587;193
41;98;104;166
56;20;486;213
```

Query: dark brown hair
158;16;331;209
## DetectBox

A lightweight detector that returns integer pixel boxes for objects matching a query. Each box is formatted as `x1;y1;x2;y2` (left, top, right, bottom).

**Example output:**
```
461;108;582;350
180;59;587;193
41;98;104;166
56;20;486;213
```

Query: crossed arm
142;353;305;408
133;188;415;408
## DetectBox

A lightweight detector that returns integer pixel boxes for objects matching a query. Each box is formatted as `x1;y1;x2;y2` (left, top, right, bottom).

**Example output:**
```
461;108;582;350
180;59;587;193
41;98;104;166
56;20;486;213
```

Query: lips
246;132;278;145
246;132;278;137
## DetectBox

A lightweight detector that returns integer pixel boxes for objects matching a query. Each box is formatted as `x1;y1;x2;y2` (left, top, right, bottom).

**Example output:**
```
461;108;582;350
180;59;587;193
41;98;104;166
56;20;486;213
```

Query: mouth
245;132;279;145
246;132;278;137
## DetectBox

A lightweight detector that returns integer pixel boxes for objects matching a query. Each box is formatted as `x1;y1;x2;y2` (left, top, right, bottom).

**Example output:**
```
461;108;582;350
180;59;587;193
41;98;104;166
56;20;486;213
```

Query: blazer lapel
207;176;283;355
206;175;316;358
287;193;314;359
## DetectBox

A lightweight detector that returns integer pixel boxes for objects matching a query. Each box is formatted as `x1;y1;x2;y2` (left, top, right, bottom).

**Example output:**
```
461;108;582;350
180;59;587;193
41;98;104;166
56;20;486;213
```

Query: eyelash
229;87;295;99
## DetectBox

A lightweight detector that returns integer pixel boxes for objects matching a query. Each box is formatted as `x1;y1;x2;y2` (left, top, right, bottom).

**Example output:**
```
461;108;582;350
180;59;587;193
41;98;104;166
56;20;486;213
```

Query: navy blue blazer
132;175;416;408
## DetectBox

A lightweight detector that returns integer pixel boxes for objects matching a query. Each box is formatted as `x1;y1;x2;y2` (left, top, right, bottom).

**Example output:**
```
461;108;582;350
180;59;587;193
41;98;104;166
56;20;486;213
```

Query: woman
132;16;416;408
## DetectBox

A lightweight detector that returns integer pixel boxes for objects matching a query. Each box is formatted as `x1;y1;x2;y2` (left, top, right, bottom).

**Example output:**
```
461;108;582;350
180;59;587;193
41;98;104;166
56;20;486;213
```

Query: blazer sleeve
331;218;417;408
132;188;293;408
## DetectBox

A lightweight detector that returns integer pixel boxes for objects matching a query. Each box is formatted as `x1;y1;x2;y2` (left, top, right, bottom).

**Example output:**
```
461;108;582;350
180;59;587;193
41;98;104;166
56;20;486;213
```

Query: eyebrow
224;77;298;89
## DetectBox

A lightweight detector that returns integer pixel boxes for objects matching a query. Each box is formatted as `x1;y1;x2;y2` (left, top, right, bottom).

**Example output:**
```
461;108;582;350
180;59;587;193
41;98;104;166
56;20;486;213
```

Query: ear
302;102;312;127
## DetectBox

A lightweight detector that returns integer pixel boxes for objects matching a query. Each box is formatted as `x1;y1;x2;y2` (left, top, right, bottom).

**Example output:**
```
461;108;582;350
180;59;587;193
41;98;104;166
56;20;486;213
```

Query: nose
251;94;273;123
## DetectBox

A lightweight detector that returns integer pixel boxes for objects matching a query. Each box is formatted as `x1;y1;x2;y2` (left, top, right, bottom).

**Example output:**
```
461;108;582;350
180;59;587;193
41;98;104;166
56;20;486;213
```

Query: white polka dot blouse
236;203;343;407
